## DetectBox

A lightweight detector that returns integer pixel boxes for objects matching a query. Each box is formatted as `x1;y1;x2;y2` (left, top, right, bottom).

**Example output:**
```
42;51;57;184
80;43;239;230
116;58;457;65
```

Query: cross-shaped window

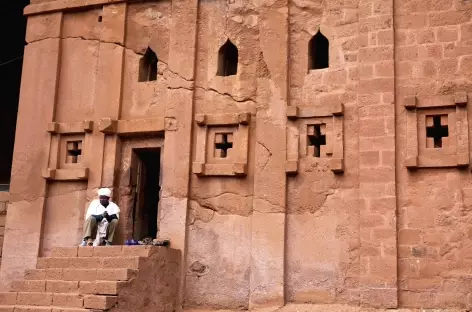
307;124;326;157
426;115;448;148
214;133;233;158
66;141;82;163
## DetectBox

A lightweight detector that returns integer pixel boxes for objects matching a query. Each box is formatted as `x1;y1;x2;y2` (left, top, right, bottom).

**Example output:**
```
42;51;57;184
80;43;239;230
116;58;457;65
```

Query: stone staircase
0;245;180;311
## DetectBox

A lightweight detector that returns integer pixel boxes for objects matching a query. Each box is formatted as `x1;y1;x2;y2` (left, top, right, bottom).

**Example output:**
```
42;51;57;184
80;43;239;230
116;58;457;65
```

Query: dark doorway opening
0;1;28;191
130;148;161;240
308;31;329;71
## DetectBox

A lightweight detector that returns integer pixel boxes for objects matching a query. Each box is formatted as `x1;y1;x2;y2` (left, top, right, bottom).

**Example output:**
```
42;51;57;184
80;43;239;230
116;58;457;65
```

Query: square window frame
192;112;250;177
285;103;344;174
404;92;469;169
42;120;93;181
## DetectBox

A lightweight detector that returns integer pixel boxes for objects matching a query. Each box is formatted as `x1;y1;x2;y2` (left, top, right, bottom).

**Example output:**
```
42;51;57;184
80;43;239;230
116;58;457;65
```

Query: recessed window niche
139;47;158;82
217;40;238;77
308;31;329;71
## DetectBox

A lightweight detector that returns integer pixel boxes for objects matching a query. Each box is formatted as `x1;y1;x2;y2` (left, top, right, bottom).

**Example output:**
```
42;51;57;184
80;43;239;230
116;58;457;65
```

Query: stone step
36;256;142;269
0;306;97;312
24;268;137;282
0;292;116;310
0;305;105;311
10;280;126;295
51;246;157;258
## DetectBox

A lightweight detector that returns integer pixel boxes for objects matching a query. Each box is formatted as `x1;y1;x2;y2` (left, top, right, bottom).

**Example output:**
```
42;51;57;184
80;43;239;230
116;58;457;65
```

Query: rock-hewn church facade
1;0;472;310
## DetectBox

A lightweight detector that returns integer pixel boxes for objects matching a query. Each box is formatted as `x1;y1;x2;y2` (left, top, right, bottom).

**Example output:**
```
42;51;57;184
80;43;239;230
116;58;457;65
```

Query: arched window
139;47;158;82
308;31;329;71
217;40;238;76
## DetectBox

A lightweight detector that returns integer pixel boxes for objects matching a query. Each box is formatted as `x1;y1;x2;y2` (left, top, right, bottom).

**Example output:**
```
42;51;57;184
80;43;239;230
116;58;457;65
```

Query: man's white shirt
85;199;120;220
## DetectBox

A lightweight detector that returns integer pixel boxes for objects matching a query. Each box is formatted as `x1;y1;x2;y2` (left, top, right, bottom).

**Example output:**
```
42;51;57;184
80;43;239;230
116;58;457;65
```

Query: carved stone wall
0;0;472;311
0;193;8;268
395;0;472;309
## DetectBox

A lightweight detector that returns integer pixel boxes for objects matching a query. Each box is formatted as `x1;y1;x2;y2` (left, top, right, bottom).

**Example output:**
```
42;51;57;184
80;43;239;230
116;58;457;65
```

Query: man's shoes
125;239;139;246
79;240;87;247
105;240;112;246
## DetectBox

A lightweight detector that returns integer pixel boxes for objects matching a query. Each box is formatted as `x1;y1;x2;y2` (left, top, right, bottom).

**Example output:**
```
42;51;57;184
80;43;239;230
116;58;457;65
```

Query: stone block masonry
0;193;8;269
0;0;472;311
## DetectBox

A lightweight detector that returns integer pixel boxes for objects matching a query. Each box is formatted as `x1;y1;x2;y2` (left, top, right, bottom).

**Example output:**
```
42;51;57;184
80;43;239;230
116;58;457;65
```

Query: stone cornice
24;0;129;16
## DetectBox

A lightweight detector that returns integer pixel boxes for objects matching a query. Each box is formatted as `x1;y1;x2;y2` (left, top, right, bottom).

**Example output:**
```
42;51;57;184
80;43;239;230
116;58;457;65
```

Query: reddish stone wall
286;0;360;304
1;0;472;310
395;0;472;309
0;195;7;267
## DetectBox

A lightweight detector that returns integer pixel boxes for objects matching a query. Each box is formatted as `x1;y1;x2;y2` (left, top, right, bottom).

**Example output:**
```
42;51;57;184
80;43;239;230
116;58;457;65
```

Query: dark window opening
98;15;103;23
307;124;326;157
138;47;158;82
214;133;233;158
0;1;29;192
308;31;329;71
130;148;160;241
426;115;449;148
217;40;238;76
66;141;82;164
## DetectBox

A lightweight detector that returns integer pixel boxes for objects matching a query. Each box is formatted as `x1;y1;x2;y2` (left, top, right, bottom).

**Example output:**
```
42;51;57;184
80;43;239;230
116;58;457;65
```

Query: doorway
130;148;161;240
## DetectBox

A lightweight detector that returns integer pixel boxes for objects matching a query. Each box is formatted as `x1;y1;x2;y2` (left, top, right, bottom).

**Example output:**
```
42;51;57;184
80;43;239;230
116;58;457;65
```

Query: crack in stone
28;36;259;104
159;59;194;83
193;191;252;200
256;141;272;172
253;196;284;213
28;35;124;48
195;86;256;103
188;201;217;225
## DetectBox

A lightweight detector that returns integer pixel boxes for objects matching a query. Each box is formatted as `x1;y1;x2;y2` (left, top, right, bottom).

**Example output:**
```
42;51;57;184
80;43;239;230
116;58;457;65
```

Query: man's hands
102;211;109;217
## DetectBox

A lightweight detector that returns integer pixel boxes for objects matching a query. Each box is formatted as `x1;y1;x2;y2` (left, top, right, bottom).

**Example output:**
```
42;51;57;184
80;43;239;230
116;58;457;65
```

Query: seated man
80;188;120;246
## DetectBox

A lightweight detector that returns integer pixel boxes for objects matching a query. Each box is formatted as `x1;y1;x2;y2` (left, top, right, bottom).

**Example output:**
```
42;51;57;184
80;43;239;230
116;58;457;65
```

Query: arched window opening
217;40;238;76
308;31;329;71
139;47;158;82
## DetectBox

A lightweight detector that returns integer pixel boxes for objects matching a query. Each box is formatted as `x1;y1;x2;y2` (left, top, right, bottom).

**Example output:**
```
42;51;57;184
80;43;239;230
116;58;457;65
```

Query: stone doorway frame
116;137;165;244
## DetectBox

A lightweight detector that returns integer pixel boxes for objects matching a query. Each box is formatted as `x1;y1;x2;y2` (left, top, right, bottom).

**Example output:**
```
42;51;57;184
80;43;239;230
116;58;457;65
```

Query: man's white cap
97;188;112;197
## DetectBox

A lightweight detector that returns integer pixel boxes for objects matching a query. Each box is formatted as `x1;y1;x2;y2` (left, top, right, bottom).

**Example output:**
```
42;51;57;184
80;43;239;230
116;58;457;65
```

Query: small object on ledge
125;239;140;246
152;239;170;247
139;237;154;245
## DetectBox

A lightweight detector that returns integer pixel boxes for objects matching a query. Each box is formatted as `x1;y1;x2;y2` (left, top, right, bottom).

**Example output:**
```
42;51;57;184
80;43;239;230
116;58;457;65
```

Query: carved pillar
358;0;397;307
157;0;199;309
250;0;289;307
0;12;63;290
89;3;127;193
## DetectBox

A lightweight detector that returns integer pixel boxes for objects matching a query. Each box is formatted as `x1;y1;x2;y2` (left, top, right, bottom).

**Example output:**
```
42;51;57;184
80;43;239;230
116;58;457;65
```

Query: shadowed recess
139;47;158;82
308;31;329;71
217;39;238;76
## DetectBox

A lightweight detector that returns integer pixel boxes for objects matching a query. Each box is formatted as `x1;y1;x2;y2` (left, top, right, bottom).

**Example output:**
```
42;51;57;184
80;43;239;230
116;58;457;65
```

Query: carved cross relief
214;132;233;158
193;112;250;177
42;121;93;181
66;140;83;164
426;115;448;148
307;124;326;157
404;91;469;169
42;116;177;182
285;103;344;174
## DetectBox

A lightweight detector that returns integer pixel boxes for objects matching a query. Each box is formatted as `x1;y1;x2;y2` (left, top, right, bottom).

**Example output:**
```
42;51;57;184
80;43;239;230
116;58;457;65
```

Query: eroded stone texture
0;193;8;268
395;0;472;309
1;0;472;310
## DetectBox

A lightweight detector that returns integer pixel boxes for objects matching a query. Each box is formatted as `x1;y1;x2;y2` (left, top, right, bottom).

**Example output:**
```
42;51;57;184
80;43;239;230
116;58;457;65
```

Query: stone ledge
184;304;464;312
24;0;128;16
42;168;89;181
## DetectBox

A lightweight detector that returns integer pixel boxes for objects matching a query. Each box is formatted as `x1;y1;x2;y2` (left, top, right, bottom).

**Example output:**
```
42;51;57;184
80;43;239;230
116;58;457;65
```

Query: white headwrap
97;188;112;197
